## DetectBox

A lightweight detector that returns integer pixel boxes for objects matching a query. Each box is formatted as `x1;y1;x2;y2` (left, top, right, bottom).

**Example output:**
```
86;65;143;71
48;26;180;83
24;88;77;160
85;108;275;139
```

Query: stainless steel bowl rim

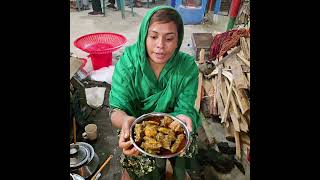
70;145;89;168
129;112;191;158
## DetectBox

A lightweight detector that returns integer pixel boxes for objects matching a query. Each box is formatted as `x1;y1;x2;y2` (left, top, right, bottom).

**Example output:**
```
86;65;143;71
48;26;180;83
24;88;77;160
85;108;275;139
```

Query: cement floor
70;2;249;180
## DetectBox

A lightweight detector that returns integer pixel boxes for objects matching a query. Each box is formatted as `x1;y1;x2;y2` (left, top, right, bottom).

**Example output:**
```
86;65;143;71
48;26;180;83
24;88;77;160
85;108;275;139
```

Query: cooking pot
70;142;100;179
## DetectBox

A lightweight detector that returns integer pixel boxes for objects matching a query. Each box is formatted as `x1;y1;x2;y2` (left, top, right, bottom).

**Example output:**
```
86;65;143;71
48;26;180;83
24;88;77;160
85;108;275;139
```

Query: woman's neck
148;59;166;79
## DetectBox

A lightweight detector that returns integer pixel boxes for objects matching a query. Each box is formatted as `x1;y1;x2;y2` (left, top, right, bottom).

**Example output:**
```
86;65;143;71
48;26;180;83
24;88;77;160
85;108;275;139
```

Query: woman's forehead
148;21;178;34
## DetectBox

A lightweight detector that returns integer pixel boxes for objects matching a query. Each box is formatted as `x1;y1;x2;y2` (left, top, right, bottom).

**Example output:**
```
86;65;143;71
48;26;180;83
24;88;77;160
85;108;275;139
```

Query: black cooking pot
70;142;100;179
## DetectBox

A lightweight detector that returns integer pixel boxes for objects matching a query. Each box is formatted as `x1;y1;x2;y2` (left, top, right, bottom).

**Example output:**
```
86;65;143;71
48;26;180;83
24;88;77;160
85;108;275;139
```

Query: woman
109;6;200;180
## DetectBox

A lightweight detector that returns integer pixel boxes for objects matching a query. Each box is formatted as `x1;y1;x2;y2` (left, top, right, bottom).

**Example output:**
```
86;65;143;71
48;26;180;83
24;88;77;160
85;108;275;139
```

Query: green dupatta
109;6;201;130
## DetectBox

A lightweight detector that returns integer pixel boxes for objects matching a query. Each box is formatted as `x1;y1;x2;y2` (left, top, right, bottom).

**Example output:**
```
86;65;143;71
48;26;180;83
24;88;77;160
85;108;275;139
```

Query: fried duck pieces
141;136;162;154
160;116;173;127
171;134;185;153
134;123;143;142
144;124;158;137
168;121;184;133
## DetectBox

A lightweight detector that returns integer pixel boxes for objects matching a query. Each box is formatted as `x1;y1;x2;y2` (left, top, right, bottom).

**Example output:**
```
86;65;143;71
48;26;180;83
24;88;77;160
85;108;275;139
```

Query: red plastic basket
74;33;127;70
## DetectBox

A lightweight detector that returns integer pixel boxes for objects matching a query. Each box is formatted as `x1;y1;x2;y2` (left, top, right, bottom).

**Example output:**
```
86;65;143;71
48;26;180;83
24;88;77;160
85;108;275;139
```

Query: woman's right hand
118;116;139;156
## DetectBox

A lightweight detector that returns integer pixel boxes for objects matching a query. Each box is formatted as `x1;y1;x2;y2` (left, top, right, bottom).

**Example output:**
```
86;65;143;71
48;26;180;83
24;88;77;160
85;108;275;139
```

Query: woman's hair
149;9;183;34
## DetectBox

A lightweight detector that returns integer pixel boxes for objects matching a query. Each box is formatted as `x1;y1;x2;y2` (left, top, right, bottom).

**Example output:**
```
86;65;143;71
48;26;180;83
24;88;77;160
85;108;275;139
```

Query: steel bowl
129;112;191;158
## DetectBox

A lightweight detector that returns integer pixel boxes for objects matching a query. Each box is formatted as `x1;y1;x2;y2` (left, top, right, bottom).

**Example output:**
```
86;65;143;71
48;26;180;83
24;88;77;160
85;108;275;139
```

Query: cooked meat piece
161;135;173;150
144;124;158;137
171;134;185;153
160;116;173;127
134;124;143;142
143;136;162;150
155;132;164;142
168;120;184;133
158;127;175;137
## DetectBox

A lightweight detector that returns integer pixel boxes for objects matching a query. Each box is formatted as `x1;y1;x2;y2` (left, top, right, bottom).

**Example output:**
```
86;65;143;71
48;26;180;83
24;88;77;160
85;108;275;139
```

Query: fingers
119;139;132;149
123;147;139;156
176;115;193;132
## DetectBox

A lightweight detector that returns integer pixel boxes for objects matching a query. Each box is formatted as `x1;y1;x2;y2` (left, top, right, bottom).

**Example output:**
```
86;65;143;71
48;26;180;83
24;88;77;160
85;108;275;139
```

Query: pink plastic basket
74;32;127;70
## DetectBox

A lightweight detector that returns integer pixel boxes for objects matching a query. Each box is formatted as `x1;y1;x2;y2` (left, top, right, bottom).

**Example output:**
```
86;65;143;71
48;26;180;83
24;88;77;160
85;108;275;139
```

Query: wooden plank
199;49;205;64
203;79;213;95
221;79;234;124
246;37;250;59
241;65;250;73
233;87;250;115
229;56;249;89
237;52;250;67
240;132;250;146
234;130;241;160
211;78;218;115
195;72;203;111
224;79;241;119
240;37;249;60
215;68;224;116
239;114;249;132
225;122;235;140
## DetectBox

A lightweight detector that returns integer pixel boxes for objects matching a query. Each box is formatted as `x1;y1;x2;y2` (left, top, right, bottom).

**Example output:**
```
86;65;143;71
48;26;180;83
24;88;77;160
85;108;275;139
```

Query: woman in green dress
109;5;200;180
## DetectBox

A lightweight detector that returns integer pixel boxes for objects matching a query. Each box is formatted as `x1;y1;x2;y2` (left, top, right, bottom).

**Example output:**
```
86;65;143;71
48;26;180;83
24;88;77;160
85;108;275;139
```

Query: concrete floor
70;2;249;180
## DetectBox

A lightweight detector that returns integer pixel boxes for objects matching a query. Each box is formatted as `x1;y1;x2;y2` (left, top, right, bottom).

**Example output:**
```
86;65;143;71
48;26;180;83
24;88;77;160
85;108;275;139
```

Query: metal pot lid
70;144;89;168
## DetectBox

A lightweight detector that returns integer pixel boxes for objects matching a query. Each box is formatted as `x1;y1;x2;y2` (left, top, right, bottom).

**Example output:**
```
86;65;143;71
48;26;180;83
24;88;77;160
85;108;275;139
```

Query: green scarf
109;6;201;130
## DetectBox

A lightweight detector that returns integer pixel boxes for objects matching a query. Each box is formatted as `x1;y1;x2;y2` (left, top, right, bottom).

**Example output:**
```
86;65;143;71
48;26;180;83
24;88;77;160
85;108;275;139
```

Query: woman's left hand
176;114;193;132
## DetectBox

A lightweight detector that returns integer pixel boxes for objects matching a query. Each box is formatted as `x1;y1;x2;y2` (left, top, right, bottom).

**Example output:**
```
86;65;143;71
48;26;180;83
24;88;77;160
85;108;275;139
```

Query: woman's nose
156;37;164;48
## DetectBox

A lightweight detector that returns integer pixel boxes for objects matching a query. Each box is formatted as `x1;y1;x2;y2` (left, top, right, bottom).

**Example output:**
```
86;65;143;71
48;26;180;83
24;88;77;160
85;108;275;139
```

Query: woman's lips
155;52;165;59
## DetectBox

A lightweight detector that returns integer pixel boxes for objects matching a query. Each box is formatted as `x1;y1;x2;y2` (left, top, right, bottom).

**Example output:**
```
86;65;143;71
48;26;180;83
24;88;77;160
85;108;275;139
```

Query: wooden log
247;72;250;82
232;87;250;115
229;55;249;89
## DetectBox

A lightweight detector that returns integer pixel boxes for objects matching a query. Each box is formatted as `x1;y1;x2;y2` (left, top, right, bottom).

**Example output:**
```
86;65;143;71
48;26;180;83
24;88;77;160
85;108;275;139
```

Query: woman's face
146;21;178;65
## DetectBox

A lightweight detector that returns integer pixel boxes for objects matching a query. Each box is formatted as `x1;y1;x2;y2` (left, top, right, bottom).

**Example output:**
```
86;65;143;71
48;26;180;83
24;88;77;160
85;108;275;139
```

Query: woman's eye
150;36;156;39
166;38;173;41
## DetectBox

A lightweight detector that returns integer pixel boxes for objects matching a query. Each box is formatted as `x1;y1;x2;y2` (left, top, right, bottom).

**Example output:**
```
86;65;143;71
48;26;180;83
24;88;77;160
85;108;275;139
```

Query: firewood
240;37;249;60
215;68;224;116
246;37;250;58
224;79;241;132
199;49;205;64
221;79;234;124
240;132;250;146
224;79;240;119
232;87;250;115
195;72;203;111
246;73;250;82
239;114;249;133
241;65;250;73
229;55;249;89
211;78;218;115
237;52;250;67
225;122;235;141
234;130;241;160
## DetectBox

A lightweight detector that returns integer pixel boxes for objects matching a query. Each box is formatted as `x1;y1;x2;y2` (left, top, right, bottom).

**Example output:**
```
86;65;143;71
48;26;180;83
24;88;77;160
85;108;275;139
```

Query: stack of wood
195;35;250;160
